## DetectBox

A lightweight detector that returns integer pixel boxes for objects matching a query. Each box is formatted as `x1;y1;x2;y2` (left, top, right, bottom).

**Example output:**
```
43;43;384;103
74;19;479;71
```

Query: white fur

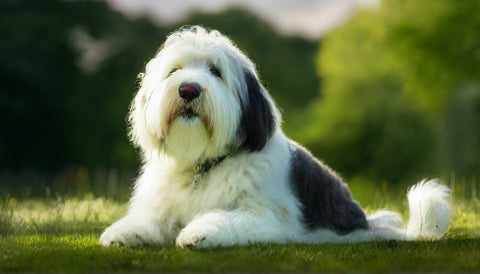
99;26;451;248
405;179;451;239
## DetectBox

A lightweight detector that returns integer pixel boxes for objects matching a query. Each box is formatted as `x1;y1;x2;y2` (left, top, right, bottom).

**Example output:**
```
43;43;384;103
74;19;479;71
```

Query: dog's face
129;26;280;165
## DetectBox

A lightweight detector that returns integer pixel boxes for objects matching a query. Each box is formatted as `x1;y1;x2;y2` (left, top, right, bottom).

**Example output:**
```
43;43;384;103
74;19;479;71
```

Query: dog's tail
368;179;451;240
404;179;451;239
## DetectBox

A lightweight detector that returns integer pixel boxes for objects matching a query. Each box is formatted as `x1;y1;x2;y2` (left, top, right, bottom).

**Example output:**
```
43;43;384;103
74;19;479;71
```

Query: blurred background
1;0;479;200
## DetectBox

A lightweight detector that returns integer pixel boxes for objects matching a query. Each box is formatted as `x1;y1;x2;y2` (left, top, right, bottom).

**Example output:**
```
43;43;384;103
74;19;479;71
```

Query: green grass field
1;179;479;272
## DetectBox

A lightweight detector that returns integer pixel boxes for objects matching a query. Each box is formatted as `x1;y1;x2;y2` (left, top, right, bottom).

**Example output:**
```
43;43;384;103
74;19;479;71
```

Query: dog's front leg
176;210;293;248
99;213;174;247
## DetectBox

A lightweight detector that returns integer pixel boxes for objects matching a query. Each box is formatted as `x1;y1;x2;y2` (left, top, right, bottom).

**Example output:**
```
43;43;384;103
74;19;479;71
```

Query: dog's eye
168;67;180;77
209;66;222;78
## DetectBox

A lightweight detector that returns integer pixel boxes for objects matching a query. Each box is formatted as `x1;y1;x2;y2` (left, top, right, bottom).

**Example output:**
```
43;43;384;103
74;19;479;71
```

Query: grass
1;179;480;272
2;235;479;272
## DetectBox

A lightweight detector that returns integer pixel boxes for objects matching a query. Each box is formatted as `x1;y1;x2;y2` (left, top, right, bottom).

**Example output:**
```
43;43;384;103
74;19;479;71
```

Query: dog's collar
192;155;228;186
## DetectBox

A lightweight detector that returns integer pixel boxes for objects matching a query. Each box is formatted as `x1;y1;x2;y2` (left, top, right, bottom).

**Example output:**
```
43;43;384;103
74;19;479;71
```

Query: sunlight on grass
1;184;479;238
450;201;480;237
1;194;125;235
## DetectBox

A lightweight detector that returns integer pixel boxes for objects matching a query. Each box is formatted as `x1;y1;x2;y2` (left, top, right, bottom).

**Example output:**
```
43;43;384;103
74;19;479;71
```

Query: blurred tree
0;0;166;171
0;0;82;170
384;1;480;112
303;77;433;182
0;1;319;180
439;83;480;177
303;0;480;182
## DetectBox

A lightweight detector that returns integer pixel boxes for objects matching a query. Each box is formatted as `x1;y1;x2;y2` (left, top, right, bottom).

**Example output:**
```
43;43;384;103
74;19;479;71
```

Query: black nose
178;83;201;102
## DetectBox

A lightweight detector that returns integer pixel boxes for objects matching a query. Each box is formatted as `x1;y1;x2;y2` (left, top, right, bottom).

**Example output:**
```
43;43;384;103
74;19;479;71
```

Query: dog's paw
99;218;163;247
175;212;237;248
175;228;208;248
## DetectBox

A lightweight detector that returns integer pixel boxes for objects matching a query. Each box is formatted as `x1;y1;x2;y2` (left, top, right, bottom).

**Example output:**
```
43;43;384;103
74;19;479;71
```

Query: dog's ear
128;76;159;154
239;71;276;151
128;83;147;148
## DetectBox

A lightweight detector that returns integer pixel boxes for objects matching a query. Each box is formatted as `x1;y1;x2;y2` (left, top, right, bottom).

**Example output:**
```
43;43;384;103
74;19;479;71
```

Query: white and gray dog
100;26;451;248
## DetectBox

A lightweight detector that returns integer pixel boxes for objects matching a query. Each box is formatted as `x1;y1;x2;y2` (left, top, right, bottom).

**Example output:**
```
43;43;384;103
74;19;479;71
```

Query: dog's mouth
178;107;197;119
165;104;212;138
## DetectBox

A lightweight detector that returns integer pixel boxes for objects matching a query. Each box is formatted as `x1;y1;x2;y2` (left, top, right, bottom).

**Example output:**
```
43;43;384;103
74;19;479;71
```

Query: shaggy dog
100;26;450;248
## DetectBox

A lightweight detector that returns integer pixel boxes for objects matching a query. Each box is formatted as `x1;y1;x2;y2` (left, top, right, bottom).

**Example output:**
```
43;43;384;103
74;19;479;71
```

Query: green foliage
0;2;318;184
2;0;479;188
0;0;164;171
439;83;480;177
303;0;480;182
1;0;81;169
302;78;433;182
384;1;480;111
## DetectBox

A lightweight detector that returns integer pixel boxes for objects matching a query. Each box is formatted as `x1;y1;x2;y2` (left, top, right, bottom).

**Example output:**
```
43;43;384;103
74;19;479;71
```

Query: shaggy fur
99;26;451;248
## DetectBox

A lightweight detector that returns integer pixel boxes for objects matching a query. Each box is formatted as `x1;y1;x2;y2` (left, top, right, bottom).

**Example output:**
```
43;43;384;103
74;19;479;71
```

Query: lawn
1;180;480;272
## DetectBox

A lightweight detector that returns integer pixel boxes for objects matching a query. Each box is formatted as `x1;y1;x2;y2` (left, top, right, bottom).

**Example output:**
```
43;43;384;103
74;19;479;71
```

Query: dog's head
129;26;280;165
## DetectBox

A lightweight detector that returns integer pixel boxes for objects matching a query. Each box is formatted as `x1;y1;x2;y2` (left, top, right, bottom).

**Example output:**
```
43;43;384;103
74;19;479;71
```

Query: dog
99;26;451;248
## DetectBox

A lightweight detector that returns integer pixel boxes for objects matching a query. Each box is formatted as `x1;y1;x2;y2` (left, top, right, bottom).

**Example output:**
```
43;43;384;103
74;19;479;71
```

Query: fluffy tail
368;179;451;241
405;179;451;239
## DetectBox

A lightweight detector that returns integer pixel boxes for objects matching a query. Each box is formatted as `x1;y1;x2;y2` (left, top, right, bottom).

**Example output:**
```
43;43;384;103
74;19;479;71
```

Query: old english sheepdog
100;26;451;248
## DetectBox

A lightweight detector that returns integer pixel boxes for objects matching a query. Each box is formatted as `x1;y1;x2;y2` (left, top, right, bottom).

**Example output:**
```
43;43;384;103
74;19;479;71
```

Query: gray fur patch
288;141;368;235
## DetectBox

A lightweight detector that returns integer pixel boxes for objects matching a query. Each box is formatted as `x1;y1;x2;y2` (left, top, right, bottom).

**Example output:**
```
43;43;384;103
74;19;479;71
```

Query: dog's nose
179;83;201;102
